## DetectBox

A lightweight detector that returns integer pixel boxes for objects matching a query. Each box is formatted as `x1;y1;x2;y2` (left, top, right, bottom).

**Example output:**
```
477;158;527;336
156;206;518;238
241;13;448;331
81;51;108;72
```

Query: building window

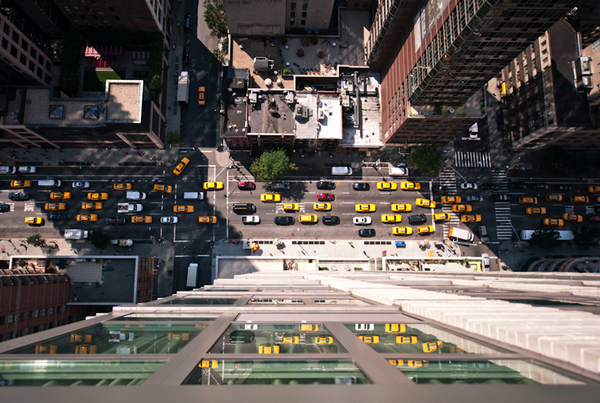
301;12;306;18
42;308;47;317
40;325;46;331
291;2;296;10
3;23;9;35
290;19;294;25
12;31;19;43
6;332;12;340
30;48;36;58
49;307;54;315
290;12;295;17
34;310;39;318
62;306;67;313
84;105;99;119
26;311;32;320
114;15;120;21
8;314;14;324
10;45;17;57
1;38;8;50
24;328;30;335
302;3;308;11
20;53;26;65
15;330;22;338
301;20;305;25
49;105;64;119
33;326;39;333
21;41;28;52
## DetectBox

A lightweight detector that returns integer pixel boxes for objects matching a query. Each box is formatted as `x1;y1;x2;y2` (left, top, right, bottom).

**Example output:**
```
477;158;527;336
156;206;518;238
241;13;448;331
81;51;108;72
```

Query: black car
531;183;548;190
229;330;254;344
353;183;370;191
465;195;483;202
481;183;499;190
0;203;10;212
556;185;573;191
48;213;68;221
105;217;126;225
184;13;192;31
8;192;29;201
494;194;510;202
408;214;427;225
316;181;335;190
358;228;376;237
183;49;190;65
508;181;526;189
274;216;295;225
322;216;340;225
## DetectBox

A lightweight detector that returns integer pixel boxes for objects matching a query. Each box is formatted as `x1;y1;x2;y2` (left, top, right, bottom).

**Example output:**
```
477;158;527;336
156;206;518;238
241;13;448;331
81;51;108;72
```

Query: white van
38;179;61;187
187;263;198;287
126;191;147;200
183;192;204;200
389;167;409;176
331;166;352;175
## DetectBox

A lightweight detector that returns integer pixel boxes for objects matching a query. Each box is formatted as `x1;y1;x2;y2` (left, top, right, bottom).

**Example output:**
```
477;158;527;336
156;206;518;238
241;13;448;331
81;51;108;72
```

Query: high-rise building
0;271;599;399
367;0;581;147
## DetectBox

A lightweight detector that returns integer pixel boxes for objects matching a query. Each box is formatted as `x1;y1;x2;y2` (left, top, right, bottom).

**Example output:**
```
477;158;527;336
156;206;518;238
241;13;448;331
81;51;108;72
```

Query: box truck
448;227;474;242
187;263;198;287
64;229;89;240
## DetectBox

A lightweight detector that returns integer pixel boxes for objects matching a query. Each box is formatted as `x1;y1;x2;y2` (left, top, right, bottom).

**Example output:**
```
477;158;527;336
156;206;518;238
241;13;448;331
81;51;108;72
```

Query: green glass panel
344;323;509;354
392;359;591;385
210;324;345;354
0;360;165;386
184;360;369;385
5;323;203;355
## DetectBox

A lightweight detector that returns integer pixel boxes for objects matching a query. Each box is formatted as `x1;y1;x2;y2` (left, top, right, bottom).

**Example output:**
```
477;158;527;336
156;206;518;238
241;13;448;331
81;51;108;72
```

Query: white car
0;166;16;174
72;181;90;188
243;324;258;330
108;331;135;342
355;323;375;331
353;217;372;225
18;166;37;173
160;217;178;224
461;182;478;190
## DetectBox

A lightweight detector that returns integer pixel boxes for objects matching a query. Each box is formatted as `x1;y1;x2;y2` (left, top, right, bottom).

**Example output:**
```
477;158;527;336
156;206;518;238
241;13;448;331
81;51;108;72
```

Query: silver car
353;216;372;225
72;181;90;188
160;216;179;224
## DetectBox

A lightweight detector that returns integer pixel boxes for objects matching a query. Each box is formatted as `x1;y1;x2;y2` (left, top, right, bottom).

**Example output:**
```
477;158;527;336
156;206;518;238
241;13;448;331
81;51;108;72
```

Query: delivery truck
64;229;89;240
177;71;189;103
187;263;198;288
448;227;474;242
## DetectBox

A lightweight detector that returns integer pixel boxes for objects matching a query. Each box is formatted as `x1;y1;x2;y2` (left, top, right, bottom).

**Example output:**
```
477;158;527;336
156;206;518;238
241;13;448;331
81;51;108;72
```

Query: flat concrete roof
248;92;295;135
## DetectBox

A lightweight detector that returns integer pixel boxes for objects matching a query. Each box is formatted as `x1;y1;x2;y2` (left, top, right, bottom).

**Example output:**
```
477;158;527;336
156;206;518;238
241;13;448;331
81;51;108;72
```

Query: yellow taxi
518;197;538;204
433;213;450;221
417;225;434;234
358;335;380;344
381;214;402;223
198;216;217;224
258;345;280;354
423;340;443;353
545;194;562;202
355;204;376;212
441;196;461;204
391;204;412;212
299;324;319;332
570;195;589;203
461;214;482;223
167;332;189;341
543;218;564;226
50;192;71;200
77;214;98;222
113;183;132;190
131;216;153;224
25;216;43;225
416;198;436;208
392;227;412;236
261;193;281;202
588;185;600;193
34;344;57;354
203;181;224;190
400;182;421;191
74;345;97;355
385;324;406;333
283;203;299;211
282;335;300;344
299;214;318;223
526;207;546;215
396;336;418;344
562;213;583;222
377;182;397;191
87;192;109;201
70;334;93;343
199;360;218;369
451;204;472;213
173;205;194;213
81;202;103;210
11;180;32;188
198;86;206;106
153;184;173;193
173;157;190;176
314;336;333;344
44;203;66;211
313;202;331;211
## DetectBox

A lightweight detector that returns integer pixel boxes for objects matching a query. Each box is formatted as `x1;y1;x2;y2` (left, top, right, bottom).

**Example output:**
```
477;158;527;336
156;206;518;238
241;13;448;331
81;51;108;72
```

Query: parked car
0;203;10;212
465;195;483;202
18;166;37;173
183;48;190;65
238;181;255;190
184;13;193;31
8;192;29;201
353;183;370;191
322;216;340;225
531;183;548;190
48;213;68;221
358;228;376;237
556;185;572;191
316;181;335;190
509;181;526;189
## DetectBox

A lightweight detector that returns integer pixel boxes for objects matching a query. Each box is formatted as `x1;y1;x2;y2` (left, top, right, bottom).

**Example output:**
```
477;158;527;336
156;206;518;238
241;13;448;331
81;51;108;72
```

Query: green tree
407;145;444;176
149;74;163;96
166;131;181;146
204;0;228;38
90;231;111;250
573;225;600;249
528;228;560;250
26;234;46;248
250;149;297;181
212;48;228;66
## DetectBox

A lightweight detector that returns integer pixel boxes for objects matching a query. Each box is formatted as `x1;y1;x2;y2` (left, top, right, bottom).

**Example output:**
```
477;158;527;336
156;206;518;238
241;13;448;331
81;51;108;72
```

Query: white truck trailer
177;71;189;103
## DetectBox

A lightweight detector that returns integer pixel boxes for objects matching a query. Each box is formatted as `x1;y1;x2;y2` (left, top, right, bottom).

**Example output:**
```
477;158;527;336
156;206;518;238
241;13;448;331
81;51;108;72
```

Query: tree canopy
573;225;600;249
407;145;444;176
90;231;111;250
26;234;45;248
528;228;560;250
250;149;297;181
204;0;228;38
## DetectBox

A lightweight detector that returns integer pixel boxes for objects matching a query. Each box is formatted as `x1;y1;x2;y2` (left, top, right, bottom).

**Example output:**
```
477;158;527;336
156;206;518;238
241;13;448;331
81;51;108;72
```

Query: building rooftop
247;92;295;135
294;92;342;140
105;80;143;123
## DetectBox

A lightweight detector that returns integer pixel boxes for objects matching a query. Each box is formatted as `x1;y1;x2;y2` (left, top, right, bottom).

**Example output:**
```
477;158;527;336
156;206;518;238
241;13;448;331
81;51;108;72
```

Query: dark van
229;330;254;344
232;203;256;214
270;182;291;190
